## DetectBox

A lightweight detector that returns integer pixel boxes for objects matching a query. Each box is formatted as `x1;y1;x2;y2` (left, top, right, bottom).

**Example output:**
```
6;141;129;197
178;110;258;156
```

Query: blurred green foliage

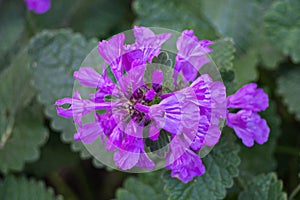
0;0;299;199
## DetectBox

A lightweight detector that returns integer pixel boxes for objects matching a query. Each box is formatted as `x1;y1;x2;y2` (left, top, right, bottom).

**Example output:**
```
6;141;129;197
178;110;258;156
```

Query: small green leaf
28;30;100;162
133;0;218;40
265;0;300;63
116;171;167;200
145;130;170;158
238;173;287;200
164;133;240;200
0;104;48;174
0;176;63;200
277;67;300;121
152;51;173;67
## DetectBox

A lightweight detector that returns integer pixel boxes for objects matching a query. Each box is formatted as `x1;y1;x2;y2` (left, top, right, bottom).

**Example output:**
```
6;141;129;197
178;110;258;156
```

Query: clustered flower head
55;26;270;183
24;0;51;14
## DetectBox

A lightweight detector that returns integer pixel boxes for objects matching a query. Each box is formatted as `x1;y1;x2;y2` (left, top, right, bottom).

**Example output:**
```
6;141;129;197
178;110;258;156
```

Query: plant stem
49;172;78;200
289;183;300;200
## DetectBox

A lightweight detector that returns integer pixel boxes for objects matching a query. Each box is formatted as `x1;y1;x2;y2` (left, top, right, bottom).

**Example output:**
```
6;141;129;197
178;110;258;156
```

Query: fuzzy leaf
0;176;63;200
163;133;240;200
201;0;260;51
0;50;37;173
133;0;218;40
277;67;300;121
202;0;284;74
0;104;48;173
116;171;167;200
0;50;35;140
264;0;300;63
28;30;100;161
25;133;80;177
238;173;287;200
233;49;259;87
209;38;236;93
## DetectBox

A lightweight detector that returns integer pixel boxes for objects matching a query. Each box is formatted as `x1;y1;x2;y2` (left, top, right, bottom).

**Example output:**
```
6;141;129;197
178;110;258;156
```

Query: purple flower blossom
74;119;104;144
173;30;212;83
227;83;268;112
166;136;205;183
55;26;270;183
55;91;113;125
24;0;51;14
226;83;270;147
227;110;270;147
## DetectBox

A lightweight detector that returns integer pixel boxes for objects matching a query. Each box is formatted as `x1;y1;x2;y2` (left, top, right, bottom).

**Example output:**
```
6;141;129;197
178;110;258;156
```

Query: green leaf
238;173;287;200
255;32;285;69
201;0;260;51
0;49;43;174
133;0;219;40
0;104;48;173
210;38;235;72
145;130;170;158
0;0;25;69
239;101;281;176
0;176;63;200
264;0;300;63
25;133;80;177
209;38;236;93
28;30;100;161
233;49;259;88
116;171;167;200
0;50;35;148
277;67;300;121
202;0;284;73
163;133;240;200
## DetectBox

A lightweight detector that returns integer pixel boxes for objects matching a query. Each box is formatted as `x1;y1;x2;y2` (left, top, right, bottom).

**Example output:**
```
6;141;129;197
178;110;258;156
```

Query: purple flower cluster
55;26;269;183
226;84;270;147
24;0;51;14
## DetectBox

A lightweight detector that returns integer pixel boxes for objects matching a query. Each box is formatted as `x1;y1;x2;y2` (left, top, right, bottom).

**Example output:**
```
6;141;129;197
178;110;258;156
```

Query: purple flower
55;26;240;181
74;119;104;144
114;135;155;170
98;34;125;80
227;110;270;147
55;91;114;125
227;83;268;112
173;30;212;83
166;136;205;183
125;26;172;67
226;83;270;147
24;0;51;14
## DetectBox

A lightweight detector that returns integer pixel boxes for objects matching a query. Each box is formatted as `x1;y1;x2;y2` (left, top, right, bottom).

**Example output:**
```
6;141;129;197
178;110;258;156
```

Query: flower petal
227;83;269;112
226;110;270;147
